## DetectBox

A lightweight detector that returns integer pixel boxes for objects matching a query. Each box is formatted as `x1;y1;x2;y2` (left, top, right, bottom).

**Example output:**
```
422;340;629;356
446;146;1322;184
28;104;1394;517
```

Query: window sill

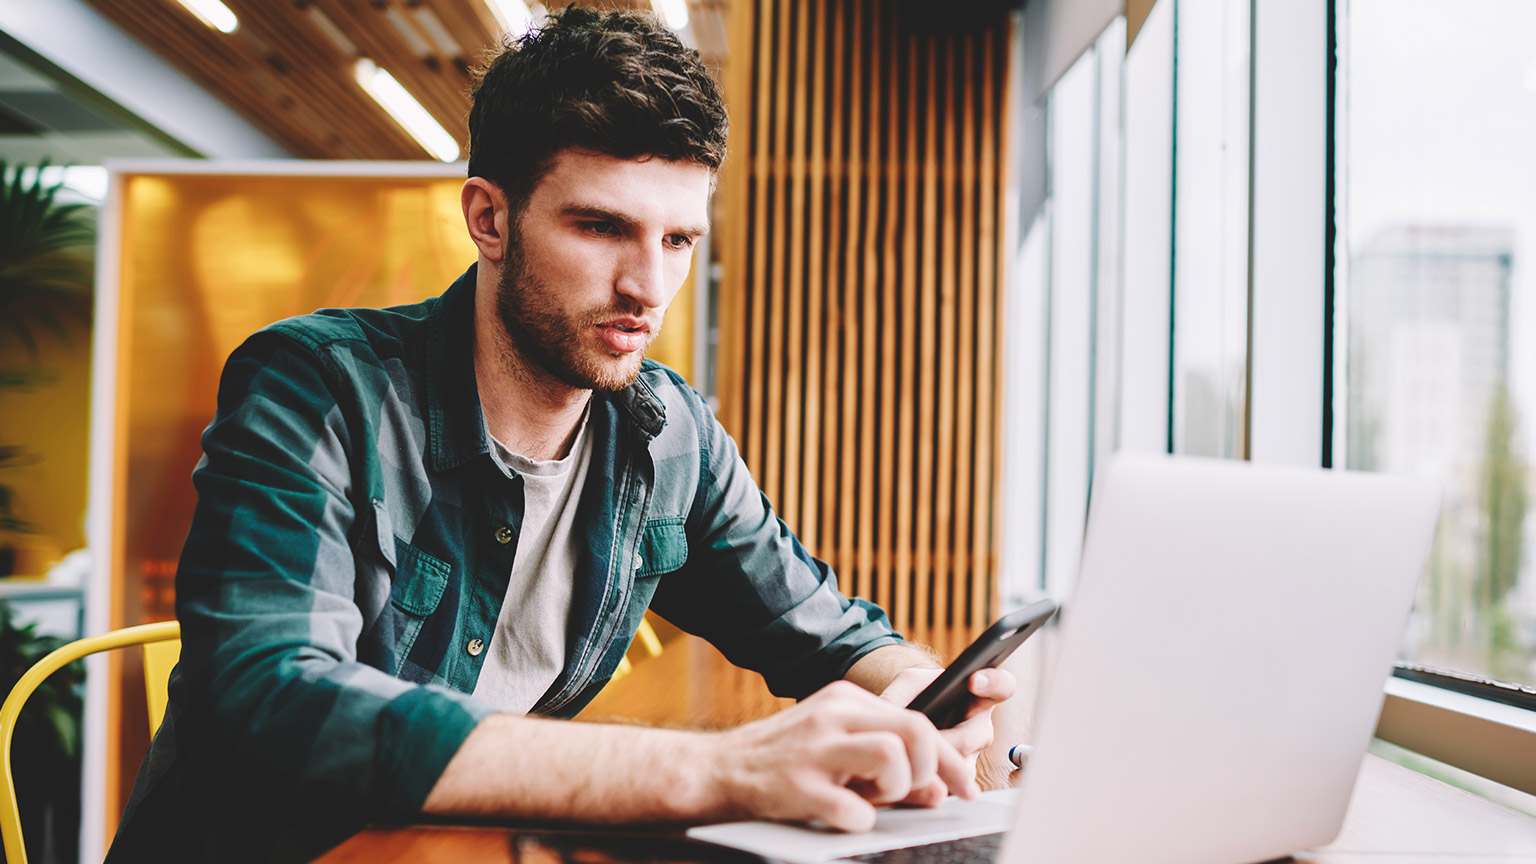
1376;676;1536;797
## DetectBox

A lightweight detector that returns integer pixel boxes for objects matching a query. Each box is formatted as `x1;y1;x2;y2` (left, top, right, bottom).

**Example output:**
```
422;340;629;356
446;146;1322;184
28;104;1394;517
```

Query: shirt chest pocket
372;501;451;617
637;517;688;578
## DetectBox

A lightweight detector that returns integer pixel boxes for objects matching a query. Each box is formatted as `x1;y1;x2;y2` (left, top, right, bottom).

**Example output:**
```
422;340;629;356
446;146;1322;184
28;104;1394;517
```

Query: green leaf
0;160;97;362
0;369;54;390
44;703;79;759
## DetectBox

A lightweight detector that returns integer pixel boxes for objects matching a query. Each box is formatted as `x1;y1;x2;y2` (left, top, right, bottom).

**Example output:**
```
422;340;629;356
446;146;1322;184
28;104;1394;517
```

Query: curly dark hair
467;6;728;213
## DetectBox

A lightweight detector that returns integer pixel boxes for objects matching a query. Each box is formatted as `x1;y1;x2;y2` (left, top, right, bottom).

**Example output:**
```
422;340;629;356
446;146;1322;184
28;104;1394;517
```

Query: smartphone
905;598;1059;729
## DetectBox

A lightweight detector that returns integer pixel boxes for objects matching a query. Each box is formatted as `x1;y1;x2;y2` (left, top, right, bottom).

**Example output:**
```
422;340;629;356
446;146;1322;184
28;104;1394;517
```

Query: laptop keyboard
846;832;1003;864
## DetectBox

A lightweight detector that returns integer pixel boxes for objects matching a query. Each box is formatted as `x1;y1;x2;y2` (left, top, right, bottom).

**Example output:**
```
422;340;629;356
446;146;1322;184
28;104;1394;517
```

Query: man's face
495;149;713;392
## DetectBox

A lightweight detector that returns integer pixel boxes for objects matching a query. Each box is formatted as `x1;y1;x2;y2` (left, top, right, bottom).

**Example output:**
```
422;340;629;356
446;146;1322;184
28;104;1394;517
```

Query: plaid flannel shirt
108;265;903;862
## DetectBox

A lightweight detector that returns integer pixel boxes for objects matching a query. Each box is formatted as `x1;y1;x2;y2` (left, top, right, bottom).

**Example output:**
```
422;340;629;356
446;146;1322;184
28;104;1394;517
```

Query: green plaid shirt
109;265;902;862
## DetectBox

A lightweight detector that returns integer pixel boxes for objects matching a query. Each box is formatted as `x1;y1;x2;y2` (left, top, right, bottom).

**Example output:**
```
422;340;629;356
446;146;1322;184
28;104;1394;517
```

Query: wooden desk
1295;755;1536;863
317;631;1536;862
314;754;1536;863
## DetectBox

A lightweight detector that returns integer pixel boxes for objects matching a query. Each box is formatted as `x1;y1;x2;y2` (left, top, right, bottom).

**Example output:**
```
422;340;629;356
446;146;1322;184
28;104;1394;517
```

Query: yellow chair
609;616;665;682
0;620;181;864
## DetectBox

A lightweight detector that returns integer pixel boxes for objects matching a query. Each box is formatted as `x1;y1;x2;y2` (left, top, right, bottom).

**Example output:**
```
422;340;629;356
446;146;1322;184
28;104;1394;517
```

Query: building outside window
1339;0;1536;690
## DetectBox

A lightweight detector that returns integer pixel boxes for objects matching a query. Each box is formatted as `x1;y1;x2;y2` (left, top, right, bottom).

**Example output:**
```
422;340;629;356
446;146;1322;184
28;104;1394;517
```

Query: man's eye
583;221;618;236
666;234;695;249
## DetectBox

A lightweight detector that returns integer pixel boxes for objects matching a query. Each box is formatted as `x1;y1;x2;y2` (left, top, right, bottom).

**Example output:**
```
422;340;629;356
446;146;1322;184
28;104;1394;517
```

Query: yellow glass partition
101;164;696;833
116;172;476;628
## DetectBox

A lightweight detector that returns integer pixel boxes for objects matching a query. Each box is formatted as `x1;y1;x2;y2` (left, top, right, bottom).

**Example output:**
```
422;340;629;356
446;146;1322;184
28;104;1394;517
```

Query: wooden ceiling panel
80;0;719;160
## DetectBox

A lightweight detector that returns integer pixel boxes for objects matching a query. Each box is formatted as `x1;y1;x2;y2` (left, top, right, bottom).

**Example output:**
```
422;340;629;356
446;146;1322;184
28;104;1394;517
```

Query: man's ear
462;177;510;263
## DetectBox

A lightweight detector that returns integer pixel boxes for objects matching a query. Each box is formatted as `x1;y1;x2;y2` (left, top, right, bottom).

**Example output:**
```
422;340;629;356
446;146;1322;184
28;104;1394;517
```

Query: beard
493;233;657;393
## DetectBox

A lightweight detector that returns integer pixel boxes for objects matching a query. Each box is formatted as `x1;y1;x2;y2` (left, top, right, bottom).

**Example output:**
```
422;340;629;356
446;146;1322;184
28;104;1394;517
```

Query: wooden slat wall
718;0;1012;639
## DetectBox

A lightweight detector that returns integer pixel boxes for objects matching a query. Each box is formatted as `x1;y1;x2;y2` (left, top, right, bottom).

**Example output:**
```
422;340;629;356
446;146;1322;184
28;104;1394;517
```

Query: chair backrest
141;633;181;732
0;620;181;864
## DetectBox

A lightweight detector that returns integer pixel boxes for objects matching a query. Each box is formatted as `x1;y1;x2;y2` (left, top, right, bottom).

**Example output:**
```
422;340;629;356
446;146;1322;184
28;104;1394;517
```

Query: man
109;8;1013;861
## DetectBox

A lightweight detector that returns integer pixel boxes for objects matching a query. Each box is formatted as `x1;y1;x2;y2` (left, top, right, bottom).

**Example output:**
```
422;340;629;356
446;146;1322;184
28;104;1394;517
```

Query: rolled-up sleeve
174;329;491;813
648;391;903;699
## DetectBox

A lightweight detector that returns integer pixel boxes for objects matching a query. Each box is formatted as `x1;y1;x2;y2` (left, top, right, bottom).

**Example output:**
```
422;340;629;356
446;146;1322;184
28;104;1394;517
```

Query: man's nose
614;241;669;309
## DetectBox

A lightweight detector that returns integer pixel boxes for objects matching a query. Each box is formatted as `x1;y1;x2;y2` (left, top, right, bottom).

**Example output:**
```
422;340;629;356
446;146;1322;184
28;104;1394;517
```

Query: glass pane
1340;0;1536;687
1120;0;1175;456
998;209;1049;610
1044;48;1098;600
1172;0;1251;459
1093;20;1126;478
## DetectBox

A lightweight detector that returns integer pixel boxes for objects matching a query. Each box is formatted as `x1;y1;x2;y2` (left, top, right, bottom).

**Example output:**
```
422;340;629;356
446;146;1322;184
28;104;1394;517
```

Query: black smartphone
905;598;1059;729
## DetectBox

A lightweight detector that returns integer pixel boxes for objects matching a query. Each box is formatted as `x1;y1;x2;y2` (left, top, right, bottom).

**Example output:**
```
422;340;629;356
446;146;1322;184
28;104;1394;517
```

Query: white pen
1007;744;1034;769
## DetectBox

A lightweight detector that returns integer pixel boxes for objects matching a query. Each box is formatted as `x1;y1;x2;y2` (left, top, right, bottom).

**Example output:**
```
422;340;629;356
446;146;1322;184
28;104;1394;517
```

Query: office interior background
0;0;1534;860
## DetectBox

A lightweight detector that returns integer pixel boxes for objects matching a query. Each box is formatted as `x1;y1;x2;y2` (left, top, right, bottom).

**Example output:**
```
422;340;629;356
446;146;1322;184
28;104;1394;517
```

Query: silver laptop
690;454;1441;864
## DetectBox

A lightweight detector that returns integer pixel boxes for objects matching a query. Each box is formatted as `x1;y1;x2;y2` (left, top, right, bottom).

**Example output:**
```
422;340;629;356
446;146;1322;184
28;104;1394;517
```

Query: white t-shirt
471;410;593;714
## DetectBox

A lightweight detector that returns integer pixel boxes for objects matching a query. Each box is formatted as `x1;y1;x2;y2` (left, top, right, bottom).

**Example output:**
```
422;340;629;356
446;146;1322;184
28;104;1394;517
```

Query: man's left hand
877;666;1017;805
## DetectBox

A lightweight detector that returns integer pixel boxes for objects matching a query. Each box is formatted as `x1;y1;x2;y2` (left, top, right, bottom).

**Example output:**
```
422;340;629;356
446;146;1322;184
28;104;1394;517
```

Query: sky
1344;0;1536;458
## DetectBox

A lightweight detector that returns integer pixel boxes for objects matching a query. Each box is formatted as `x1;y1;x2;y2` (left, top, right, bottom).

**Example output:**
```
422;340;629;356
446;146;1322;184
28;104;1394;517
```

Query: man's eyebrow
561;203;710;238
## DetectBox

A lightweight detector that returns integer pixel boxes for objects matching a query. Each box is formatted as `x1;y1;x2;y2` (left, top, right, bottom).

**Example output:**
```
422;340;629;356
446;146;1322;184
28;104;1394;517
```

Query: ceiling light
305;6;357;57
354;59;461;162
483;0;534;37
651;0;689;30
175;0;238;34
413;8;464;59
384;7;433;58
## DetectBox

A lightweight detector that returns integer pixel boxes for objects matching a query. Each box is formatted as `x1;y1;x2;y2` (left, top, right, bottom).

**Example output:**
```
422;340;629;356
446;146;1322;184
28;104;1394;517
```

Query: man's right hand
705;680;980;832
423;679;977;833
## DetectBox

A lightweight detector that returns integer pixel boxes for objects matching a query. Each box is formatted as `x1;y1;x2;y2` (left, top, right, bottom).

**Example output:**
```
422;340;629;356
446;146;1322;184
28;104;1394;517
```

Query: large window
1000;0;1534;804
1337;0;1536;690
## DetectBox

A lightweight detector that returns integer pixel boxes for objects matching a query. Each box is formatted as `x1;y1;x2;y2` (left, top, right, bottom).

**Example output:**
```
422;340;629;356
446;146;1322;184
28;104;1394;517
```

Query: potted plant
0;601;83;863
0;161;96;576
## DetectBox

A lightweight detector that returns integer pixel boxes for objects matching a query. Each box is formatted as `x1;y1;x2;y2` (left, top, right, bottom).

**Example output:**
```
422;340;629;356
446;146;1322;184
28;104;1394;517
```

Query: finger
943;711;996;758
801;784;881;833
932;734;982;800
891;714;941;792
968;668;1017;703
901;777;949;809
820;731;914;805
812;691;943;792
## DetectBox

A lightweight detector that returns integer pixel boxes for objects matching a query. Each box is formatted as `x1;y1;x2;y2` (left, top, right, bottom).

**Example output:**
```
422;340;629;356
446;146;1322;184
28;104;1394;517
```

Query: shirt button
635;555;644;571
494;526;513;545
466;638;484;657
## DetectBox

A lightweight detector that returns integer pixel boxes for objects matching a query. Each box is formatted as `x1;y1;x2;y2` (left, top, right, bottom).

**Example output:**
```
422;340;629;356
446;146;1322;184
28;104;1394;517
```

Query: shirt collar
424;264;667;473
